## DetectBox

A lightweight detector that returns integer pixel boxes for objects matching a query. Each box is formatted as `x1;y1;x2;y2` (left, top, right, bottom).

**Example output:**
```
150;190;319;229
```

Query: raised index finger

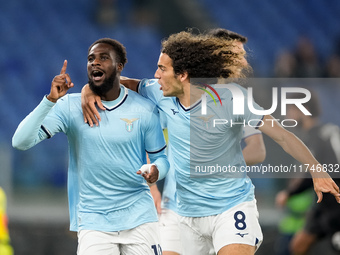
60;60;68;74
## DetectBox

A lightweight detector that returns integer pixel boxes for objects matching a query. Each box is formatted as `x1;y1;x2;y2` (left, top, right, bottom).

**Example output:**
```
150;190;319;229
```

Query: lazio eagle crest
197;115;215;129
120;118;139;132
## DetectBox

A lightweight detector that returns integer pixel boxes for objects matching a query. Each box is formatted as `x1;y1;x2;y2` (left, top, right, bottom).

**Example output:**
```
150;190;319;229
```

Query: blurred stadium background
1;0;340;254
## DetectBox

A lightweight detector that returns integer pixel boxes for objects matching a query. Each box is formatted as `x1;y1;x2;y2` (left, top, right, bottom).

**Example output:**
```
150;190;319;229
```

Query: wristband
139;163;156;175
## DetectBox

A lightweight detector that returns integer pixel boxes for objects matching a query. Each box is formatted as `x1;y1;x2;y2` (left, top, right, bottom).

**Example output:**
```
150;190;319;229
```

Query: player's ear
179;71;189;82
117;63;123;72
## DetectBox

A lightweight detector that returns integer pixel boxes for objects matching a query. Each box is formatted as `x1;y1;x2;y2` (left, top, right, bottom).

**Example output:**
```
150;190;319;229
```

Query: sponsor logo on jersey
171;109;179;115
236;232;248;238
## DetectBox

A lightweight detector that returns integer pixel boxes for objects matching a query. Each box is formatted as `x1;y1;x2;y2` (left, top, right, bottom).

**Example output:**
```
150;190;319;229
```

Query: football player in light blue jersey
81;32;340;255
148;124;265;255
137;79;261;216
12;38;169;255
148;28;266;255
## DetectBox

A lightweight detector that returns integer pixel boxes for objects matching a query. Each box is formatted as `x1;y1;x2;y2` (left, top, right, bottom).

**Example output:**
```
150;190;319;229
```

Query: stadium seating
0;0;162;188
2;0;340;188
198;0;340;75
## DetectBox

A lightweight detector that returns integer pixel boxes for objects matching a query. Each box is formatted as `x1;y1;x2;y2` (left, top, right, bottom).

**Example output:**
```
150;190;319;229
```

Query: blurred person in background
274;51;298;78
324;54;340;78
276;91;340;255
207;28;253;79
96;0;117;26
275;182;314;255
0;187;13;255
294;36;322;77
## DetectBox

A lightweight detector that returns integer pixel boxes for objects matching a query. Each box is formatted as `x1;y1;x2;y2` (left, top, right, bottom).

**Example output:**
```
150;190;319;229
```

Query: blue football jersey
12;85;169;231
138;79;264;217
162;126;262;213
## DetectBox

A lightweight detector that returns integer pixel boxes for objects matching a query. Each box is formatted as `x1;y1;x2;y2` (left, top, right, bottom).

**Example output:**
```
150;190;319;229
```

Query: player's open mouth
92;70;104;81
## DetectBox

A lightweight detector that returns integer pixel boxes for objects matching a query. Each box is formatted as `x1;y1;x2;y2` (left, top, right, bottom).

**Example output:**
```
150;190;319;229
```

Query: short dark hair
88;38;128;66
161;31;245;78
208;28;248;43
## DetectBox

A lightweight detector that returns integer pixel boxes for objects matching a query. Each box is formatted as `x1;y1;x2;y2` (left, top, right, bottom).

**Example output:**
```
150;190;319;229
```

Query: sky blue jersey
138;79;264;217
12;86;169;231
162;125;262;213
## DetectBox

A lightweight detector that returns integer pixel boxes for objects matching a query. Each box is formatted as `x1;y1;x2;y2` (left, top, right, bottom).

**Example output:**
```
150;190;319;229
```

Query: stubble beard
88;72;116;98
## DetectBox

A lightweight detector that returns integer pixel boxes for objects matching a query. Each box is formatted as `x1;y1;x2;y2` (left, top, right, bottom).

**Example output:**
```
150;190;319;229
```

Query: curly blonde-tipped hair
161;31;246;79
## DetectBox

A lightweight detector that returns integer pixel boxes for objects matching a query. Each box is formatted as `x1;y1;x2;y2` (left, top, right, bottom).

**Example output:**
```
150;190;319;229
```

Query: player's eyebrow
158;64;166;70
88;52;111;59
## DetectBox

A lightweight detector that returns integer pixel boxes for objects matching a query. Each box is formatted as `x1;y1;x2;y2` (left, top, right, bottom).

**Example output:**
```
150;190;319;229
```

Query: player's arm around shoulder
81;76;141;127
259;115;340;203
137;79;163;104
120;76;140;91
81;83;103;127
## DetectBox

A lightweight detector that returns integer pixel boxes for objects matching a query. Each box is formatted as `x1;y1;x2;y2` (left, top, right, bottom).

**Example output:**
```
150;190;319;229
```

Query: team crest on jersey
120;118;139;132
196;115;215;129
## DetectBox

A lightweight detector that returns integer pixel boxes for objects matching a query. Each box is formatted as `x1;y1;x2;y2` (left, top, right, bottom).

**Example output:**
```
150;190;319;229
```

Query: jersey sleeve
144;105;169;180
242;125;262;139
12;95;69;150
137;79;164;106
41;95;70;136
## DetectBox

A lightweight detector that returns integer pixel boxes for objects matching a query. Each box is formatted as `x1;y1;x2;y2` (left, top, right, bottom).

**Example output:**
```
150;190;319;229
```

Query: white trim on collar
102;85;128;111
